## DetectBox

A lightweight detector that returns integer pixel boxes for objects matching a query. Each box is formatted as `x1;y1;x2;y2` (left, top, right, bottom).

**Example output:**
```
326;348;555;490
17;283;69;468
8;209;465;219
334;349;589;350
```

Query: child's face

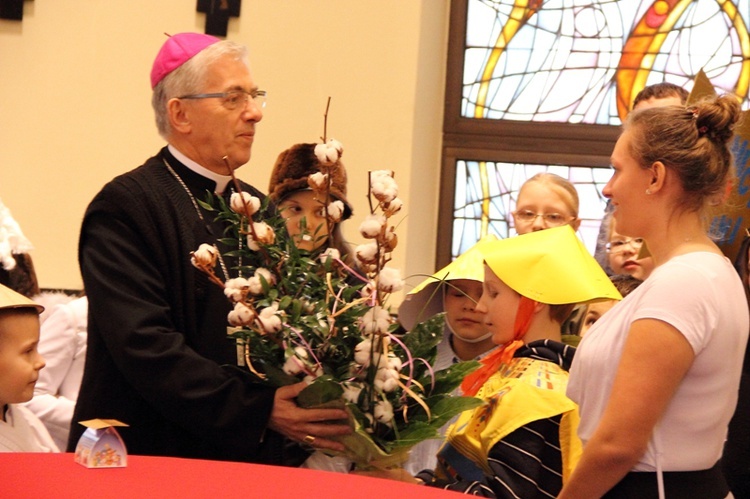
443;279;488;342
607;224;654;280
0;311;45;406
579;300;616;337
513;182;580;235
475;266;522;345
278;190;330;251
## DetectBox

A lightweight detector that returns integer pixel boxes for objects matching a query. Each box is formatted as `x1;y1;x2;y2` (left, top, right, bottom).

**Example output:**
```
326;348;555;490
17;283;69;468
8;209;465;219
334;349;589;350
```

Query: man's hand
268;381;351;452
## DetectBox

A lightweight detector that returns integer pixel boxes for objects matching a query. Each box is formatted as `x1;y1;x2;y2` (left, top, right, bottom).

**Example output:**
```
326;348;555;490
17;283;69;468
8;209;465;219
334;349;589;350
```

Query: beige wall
0;0;446;304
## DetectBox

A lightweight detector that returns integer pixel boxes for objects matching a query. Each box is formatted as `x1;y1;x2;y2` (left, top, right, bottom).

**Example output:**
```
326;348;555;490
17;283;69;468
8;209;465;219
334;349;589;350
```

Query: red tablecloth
1;453;464;498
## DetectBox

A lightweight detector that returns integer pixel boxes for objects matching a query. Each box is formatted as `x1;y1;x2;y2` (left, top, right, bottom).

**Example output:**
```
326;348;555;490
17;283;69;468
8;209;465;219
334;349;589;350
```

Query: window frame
437;0;622;268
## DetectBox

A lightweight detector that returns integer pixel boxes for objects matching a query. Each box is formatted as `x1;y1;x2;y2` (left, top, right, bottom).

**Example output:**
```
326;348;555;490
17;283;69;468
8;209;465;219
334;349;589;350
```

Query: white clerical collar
168;145;232;194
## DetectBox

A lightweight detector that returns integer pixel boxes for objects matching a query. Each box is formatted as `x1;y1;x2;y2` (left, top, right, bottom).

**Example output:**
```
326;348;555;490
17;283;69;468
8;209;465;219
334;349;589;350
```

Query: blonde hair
519;173;580;217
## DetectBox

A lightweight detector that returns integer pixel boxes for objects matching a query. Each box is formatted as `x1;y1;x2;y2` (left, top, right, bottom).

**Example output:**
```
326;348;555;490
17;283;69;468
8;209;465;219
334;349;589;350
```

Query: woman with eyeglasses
604;214;655;281
559;95;748;498
512;173;581;235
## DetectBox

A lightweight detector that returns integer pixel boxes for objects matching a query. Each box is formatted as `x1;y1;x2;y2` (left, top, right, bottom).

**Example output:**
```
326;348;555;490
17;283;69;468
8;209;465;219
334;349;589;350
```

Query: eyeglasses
512;210;575;227
605;237;644;254
178;89;267;110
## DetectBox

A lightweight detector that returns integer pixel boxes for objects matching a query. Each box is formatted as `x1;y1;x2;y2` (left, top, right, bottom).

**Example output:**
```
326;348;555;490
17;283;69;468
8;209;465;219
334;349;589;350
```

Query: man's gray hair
152;40;249;139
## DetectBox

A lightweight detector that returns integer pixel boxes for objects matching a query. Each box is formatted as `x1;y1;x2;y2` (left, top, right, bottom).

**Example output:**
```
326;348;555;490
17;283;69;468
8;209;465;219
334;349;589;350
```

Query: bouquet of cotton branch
191;138;481;469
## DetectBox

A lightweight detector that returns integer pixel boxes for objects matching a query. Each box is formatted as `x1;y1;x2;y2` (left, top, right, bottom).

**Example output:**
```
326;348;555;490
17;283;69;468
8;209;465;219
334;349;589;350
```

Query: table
0;453;465;498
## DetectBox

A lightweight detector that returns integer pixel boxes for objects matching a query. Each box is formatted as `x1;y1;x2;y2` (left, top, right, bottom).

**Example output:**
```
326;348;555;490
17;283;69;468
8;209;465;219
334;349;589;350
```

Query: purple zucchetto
150;32;220;88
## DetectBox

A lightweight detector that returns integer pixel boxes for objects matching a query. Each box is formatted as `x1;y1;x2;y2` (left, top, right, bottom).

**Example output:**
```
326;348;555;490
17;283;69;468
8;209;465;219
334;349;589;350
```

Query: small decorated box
74;419;128;468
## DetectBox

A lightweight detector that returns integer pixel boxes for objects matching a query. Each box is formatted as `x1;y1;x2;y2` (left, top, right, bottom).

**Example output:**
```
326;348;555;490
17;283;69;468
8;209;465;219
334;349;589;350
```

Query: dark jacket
68;148;291;463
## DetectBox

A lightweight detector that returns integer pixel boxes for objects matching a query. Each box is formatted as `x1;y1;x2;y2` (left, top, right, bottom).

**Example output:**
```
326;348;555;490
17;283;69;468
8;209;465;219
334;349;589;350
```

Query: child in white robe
0;283;58;452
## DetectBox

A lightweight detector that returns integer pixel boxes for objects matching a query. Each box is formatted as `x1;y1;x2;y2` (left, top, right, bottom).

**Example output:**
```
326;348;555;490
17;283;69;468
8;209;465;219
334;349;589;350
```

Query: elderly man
68;33;349;464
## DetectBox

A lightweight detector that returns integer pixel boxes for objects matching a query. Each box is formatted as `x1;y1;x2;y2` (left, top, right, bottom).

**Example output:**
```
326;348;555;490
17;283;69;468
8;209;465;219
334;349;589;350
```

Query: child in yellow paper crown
416;225;621;497
0;283;57;452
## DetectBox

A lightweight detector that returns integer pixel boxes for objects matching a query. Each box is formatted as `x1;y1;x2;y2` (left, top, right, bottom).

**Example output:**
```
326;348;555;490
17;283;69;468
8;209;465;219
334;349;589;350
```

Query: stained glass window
438;0;750;269
463;0;750;125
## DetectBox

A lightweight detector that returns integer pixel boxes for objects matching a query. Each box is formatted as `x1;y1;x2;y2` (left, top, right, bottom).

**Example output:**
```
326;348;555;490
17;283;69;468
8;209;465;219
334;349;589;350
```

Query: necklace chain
162;158;242;279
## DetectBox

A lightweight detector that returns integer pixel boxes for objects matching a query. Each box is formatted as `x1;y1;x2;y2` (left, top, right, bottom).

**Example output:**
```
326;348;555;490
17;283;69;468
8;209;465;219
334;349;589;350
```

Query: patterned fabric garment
419;339;579;498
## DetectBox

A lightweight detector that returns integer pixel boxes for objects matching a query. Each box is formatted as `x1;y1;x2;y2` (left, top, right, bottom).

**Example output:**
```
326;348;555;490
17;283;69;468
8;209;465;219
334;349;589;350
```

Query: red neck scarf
460;296;538;397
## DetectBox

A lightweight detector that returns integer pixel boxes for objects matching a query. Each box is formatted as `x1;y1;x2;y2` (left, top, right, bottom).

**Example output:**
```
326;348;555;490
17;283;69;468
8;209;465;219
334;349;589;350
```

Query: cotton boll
327;200;345;223
307;172;329;190
377;267;404;293
230;192;260;217
354;339;373;366
224;277;250;302
191;243;218;268
359;214;386;239
355;242;379;265
228;302;255;326
374;400;394;424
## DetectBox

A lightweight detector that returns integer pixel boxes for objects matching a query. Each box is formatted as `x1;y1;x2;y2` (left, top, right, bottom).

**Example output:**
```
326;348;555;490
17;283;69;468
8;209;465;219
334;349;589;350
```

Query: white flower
230;192;261;217
375;367;400;393
374;399;394;424
258;302;282;333
319;247;341;264
359;214;386;239
377;267;404;293
383;197;403;217
375;366;398;381
359;306;391;336
314;140;343;165
355;242;379;265
327;138;344;155
227;302;255;326
327;200;345;223
224;277;250;302
307;172;328;191
370;170;398;203
387;353;402;371
354;339;373;366
282;346;309;375
191;243;218;269
283;356;304;375
246;276;263;295
247;221;275;250
254;267;275;285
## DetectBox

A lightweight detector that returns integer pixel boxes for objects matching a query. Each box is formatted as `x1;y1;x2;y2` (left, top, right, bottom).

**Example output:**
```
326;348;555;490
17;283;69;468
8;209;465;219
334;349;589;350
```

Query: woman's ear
648;161;667;194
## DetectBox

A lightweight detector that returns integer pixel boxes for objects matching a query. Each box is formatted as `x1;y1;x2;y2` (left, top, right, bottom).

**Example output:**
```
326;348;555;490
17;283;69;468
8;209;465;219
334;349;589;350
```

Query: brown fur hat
268;143;353;220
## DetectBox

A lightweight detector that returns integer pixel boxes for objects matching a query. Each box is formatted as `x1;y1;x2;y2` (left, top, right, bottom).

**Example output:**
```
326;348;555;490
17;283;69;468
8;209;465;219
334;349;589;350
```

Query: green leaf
278;295;292;311
297;379;345;408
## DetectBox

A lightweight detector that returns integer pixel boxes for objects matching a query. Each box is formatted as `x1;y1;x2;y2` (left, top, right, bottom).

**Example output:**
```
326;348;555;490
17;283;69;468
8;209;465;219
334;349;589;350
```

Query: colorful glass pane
463;0;750;124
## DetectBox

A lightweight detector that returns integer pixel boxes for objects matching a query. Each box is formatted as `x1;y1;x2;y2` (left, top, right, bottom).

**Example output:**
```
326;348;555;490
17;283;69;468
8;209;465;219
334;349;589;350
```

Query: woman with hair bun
559;95;749;499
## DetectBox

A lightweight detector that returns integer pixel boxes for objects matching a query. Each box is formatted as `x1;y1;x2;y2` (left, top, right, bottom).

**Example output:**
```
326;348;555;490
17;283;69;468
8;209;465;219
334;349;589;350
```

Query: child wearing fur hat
0;284;57;452
358;226;620;497
269;142;354;264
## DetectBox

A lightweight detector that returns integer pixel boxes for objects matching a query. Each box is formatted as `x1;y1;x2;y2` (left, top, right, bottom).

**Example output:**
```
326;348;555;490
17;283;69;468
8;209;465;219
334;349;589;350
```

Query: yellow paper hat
0;283;43;313
481;225;621;305
398;234;497;330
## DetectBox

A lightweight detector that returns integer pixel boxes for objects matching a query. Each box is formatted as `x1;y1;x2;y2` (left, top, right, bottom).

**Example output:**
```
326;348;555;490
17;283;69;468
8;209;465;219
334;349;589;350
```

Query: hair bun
693;94;742;144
